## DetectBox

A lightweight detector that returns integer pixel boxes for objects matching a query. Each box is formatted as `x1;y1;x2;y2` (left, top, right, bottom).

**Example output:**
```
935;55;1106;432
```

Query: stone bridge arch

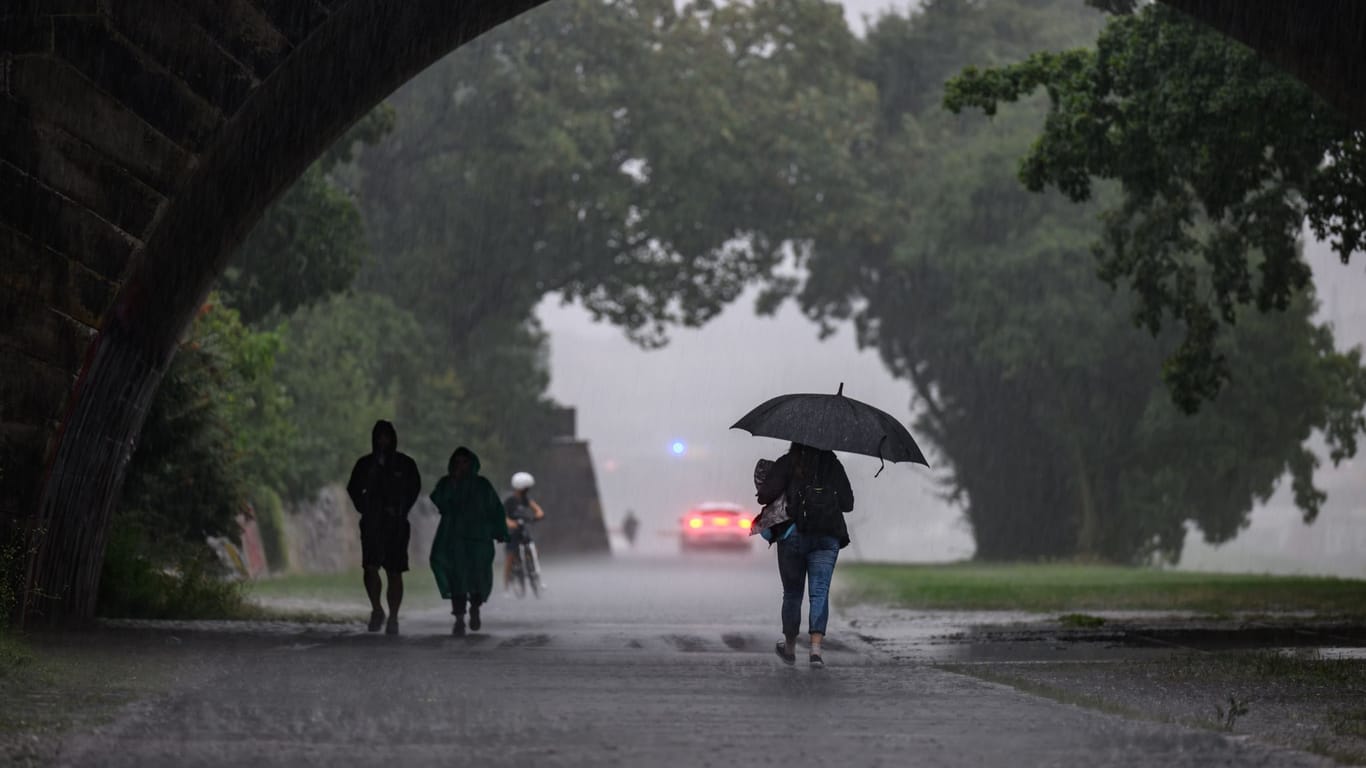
3;0;548;624
1;0;1362;624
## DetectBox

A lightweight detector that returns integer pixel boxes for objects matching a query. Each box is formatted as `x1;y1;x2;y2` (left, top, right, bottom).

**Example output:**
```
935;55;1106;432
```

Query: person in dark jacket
346;420;422;635
756;442;854;668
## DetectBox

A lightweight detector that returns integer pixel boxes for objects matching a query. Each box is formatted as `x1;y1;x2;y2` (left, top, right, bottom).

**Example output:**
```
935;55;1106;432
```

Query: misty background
539;234;1366;576
517;0;1366;574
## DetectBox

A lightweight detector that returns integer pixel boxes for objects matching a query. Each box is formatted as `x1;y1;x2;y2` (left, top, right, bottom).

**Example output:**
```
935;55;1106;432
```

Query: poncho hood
449;446;481;475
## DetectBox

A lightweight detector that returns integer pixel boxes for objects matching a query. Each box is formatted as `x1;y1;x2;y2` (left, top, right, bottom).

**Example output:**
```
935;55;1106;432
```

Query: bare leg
810;631;824;655
385;570;403;618
363;567;382;612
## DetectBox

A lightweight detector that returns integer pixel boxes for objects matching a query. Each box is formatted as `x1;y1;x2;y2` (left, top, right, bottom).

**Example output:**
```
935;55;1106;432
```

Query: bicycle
507;519;544;598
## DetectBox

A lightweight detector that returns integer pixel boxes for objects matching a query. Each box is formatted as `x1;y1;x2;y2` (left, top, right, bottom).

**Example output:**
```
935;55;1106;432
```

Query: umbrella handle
874;434;886;478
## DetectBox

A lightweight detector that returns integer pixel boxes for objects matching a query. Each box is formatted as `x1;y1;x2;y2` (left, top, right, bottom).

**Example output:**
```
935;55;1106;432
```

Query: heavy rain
2;0;1365;765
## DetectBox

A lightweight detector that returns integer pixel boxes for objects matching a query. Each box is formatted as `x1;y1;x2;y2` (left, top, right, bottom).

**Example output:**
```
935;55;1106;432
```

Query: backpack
792;483;842;537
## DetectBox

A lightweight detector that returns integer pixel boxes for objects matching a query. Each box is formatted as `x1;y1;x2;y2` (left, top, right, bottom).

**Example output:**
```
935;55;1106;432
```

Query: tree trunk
1070;436;1100;560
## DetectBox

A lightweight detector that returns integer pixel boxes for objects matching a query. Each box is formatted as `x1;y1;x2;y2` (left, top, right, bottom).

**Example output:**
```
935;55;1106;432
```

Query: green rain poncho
428;448;508;602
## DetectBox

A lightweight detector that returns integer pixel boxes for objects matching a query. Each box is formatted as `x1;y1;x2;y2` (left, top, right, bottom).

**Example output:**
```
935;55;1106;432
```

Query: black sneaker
809;653;825;669
368;609;385;632
775;642;795;666
452;618;466;637
469;605;481;632
385;617;399;636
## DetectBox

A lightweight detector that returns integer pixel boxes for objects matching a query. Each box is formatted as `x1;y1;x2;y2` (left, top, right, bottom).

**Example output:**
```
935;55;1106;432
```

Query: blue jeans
777;533;840;637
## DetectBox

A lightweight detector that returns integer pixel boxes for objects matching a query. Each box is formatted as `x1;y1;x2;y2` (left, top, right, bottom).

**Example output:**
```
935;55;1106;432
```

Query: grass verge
842;562;1366;613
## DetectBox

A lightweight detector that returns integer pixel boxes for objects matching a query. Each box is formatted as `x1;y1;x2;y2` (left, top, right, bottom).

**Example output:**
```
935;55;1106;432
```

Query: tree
354;0;875;352
943;4;1366;411
220;108;396;325
779;0;1366;562
271;292;422;500
220;166;367;325
117;299;284;555
270;291;537;498
103;299;291;616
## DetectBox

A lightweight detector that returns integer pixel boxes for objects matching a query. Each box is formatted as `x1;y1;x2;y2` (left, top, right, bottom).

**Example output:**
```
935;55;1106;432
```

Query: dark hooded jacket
346;420;422;518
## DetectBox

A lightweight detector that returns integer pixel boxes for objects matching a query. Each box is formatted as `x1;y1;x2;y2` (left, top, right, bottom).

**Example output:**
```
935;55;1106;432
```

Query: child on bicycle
504;471;546;590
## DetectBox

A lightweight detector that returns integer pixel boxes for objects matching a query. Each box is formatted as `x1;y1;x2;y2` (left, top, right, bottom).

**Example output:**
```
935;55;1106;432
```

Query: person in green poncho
429;446;508;636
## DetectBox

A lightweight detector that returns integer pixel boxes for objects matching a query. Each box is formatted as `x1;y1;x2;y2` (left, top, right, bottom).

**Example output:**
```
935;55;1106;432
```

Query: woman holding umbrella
757;443;854;668
734;384;928;669
429;447;508;636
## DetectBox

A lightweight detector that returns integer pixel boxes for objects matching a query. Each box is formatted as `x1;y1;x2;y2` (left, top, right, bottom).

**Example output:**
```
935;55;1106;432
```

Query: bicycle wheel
526;542;542;598
511;550;527;598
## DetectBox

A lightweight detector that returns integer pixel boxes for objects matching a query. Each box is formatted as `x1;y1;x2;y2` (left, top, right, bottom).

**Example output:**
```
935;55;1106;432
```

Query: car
679;502;754;552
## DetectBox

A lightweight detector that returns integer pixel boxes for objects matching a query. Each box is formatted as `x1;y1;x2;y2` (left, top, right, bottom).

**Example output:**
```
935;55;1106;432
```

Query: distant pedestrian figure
346;420;422;636
756;442;854;668
622;510;639;548
429;447;508;636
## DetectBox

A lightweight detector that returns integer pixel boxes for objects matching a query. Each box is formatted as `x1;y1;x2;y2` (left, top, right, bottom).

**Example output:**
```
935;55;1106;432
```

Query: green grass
841;562;1366;613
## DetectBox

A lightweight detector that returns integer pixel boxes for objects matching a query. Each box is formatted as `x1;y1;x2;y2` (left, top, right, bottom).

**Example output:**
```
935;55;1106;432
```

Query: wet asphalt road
53;555;1328;767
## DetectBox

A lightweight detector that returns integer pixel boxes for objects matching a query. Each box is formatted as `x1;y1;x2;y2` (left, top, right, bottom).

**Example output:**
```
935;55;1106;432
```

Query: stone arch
4;0;548;625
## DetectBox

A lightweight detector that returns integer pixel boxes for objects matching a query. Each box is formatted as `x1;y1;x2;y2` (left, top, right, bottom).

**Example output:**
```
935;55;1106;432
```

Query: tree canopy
773;0;1366;562
354;0;874;351
943;4;1366;411
219;108;395;325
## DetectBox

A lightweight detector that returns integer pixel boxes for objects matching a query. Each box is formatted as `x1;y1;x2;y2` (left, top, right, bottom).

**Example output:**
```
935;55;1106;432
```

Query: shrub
250;486;291;573
97;527;247;620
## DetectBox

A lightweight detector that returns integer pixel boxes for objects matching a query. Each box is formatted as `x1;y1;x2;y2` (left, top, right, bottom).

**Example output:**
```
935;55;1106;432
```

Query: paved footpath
51;556;1328;767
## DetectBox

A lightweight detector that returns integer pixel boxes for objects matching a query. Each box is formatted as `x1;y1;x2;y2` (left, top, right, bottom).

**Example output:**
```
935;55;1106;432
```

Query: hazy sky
838;0;913;32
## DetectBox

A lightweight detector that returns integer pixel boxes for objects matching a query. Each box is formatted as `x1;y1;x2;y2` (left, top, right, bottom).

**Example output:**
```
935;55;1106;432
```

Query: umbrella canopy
730;384;929;472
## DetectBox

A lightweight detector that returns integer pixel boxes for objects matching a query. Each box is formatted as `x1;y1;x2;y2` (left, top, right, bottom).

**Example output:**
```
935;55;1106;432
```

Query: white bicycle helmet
511;471;535;491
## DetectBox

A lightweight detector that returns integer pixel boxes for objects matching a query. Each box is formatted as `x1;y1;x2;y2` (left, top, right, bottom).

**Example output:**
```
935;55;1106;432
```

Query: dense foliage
219;109;396;325
943;4;1366;411
103;300;278;615
354;0;872;349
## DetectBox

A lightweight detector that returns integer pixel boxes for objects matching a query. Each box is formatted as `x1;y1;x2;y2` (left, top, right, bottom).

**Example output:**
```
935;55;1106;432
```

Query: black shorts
360;515;410;572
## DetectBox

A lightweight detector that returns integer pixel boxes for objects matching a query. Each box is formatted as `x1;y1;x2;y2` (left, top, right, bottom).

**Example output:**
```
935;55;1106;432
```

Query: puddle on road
1273;646;1366;661
845;607;1366;665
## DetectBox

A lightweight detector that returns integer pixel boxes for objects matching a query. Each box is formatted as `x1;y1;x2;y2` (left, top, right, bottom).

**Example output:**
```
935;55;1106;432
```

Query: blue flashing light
671;441;687;456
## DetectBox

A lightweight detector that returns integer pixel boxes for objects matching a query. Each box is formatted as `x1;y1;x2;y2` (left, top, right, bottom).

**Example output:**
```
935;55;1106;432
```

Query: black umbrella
730;383;928;474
